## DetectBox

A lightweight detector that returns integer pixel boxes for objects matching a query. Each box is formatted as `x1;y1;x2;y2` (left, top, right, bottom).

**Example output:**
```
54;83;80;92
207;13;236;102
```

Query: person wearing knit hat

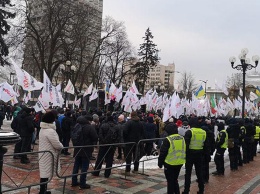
39;111;63;194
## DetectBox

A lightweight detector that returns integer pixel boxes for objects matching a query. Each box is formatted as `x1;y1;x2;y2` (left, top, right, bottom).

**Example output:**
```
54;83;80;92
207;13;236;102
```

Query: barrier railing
56;142;136;192
135;137;166;176
2;150;54;193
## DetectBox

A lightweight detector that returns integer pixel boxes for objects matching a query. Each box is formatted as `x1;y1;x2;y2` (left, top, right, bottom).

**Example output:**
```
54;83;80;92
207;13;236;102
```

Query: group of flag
0;60;260;117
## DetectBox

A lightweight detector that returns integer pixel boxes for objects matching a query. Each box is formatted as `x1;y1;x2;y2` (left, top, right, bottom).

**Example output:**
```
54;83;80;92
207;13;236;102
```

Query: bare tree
177;71;197;99
101;21;135;86
226;73;243;89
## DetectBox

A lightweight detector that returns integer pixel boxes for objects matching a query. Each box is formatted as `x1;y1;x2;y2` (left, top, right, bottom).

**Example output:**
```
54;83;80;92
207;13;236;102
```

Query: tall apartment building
145;63;176;93
23;0;103;88
124;62;176;94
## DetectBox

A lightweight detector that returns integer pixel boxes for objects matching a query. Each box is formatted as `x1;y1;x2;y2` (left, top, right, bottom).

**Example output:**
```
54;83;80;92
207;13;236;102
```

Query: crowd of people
2;103;260;194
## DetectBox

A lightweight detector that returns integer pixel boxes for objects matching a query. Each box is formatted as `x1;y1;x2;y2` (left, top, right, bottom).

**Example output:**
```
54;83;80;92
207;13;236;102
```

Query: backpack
71;123;84;146
104;124;119;144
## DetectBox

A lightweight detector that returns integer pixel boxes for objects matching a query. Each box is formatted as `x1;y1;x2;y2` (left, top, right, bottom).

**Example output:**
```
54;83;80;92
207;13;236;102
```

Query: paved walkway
1;120;260;194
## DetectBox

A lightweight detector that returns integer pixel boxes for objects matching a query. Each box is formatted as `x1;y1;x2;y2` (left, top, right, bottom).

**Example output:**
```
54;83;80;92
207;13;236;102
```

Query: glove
158;163;163;168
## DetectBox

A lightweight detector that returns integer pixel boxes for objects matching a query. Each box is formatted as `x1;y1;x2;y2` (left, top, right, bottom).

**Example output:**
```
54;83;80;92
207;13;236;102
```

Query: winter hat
176;120;183;127
182;121;188;126
42;112;56;123
169;118;174;123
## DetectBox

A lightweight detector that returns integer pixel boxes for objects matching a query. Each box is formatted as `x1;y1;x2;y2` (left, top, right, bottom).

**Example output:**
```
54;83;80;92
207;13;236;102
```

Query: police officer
253;120;260;156
212;122;228;175
158;123;186;194
182;117;208;194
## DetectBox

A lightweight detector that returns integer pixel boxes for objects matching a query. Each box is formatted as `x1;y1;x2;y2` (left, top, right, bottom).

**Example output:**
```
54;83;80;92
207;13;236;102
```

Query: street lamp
59;60;76;107
199;79;208;96
9;72;15;85
229;48;259;119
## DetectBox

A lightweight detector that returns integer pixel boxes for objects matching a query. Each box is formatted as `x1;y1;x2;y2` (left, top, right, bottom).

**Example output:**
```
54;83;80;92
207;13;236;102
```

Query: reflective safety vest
254;126;260;139
217;130;228;149
165;134;186;165
189;128;206;150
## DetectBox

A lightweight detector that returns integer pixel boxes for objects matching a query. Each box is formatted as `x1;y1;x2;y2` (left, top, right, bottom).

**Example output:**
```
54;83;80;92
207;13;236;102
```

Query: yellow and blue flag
194;85;205;98
256;86;260;96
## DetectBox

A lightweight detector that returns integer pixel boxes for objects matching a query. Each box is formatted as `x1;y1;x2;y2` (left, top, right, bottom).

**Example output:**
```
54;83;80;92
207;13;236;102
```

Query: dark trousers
183;153;204;194
62;132;71;153
202;154;211;182
117;146;123;159
72;156;89;186
125;144;140;172
248;141;254;161
242;142;249;163
144;141;154;156
164;164;182;194
253;139;259;156
20;136;32;160
93;145;115;177
214;148;226;174
14;140;22;154
39;178;48;194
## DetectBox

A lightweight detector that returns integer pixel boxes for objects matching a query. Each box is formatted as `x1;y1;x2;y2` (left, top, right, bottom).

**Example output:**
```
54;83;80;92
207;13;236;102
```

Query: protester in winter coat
123;111;144;175
38;111;63;194
144;116;157;155
11;108;23;158
71;116;98;189
116;114;125;159
19;107;34;164
92;112;117;178
178;121;190;137
61;111;75;155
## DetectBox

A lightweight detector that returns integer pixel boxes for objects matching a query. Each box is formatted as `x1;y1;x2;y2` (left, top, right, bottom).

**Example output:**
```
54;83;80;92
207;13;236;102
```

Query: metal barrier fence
2;150;54;193
134;137;166;176
57;142;136;193
2;138;166;193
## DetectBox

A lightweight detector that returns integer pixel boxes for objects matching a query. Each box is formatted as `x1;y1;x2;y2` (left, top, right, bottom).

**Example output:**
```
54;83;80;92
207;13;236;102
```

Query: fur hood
40;122;56;130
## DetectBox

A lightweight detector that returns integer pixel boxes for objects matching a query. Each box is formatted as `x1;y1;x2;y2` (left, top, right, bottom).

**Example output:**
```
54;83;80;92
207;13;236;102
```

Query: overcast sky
103;0;260;89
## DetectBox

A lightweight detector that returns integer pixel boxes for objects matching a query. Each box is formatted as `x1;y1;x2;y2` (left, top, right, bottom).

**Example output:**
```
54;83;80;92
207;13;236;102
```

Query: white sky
103;0;260;88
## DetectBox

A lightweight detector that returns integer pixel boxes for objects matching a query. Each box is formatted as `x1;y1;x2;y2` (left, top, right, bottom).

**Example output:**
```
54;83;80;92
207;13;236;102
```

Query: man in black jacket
19;107;34;164
123;111;144;175
92;112;118;178
71;116;98;189
61;111;75;155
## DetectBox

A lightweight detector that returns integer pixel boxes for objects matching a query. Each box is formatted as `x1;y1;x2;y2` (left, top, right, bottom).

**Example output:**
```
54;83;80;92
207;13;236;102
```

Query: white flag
115;85;123;102
13;61;43;91
33;100;45;112
64;79;75;94
250;91;258;101
0;82;18;102
129;81;139;94
83;83;93;97
89;88;98;102
74;96;81;107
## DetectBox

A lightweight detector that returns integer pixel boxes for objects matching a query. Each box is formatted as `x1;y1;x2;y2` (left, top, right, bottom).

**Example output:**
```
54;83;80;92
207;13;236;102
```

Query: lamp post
59;60;76;107
9;72;15;85
229;48;259;119
199;79;208;96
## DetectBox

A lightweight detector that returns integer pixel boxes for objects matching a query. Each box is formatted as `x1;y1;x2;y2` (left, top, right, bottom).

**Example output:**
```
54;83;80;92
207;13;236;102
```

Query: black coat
124;116;144;143
73;116;98;157
19;112;34;137
98;120;116;144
